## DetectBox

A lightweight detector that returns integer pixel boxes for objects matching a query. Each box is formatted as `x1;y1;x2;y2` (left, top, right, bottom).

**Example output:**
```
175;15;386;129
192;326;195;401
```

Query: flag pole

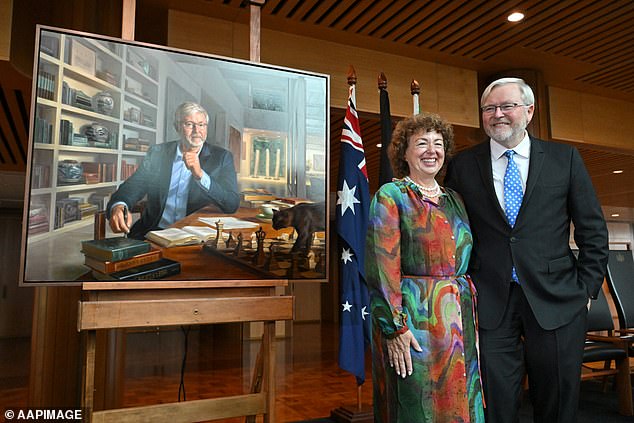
348;65;363;415
377;72;394;186
411;79;421;115
330;64;373;423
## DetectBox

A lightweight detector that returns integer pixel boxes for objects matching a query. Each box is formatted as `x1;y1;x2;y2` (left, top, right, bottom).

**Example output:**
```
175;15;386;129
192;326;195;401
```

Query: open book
145;226;223;248
197;216;260;230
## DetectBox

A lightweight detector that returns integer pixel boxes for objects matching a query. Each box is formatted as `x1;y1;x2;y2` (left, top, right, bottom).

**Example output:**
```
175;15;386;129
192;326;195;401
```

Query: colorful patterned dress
366;179;484;423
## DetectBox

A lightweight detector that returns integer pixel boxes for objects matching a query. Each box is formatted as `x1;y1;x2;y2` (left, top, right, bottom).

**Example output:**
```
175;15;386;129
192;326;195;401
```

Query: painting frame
20;25;330;286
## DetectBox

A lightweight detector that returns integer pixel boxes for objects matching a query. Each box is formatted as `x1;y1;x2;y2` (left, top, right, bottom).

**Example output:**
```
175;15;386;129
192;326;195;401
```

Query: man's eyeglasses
480;103;529;114
182;121;208;130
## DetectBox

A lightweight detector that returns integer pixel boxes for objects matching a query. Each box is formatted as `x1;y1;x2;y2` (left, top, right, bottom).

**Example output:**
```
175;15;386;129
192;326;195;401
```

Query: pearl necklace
405;176;441;197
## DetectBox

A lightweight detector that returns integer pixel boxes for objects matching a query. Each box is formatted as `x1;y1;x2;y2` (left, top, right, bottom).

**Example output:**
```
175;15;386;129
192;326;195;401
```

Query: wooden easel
77;2;293;422
78;280;293;422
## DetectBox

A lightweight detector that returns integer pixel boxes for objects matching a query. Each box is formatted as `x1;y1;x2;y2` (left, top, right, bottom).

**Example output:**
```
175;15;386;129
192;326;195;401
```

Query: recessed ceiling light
376;143;382;148
613;170;624;174
611;213;620;217
508;12;525;22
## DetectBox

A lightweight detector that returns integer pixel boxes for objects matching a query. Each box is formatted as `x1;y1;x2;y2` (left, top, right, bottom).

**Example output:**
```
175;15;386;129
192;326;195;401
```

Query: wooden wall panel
167;11;479;127
549;86;634;151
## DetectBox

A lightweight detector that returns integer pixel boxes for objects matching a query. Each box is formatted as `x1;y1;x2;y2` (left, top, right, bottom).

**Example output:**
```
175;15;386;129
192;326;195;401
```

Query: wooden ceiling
1;0;633;219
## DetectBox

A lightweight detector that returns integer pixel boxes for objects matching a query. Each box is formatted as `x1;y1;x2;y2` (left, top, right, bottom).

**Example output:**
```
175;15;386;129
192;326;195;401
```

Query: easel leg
245;340;264;423
263;321;275;423
81;330;96;423
244;321;275;423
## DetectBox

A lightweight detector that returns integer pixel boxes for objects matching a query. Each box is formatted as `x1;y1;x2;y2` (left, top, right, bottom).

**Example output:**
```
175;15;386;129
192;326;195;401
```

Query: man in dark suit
107;101;240;239
445;78;608;423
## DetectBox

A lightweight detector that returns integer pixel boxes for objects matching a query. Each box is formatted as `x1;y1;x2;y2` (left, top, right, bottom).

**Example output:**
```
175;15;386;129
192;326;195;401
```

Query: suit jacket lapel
475;142;508;223
515;137;545;226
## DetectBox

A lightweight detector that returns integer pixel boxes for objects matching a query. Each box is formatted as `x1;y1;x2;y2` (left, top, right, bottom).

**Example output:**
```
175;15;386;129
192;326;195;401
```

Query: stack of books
81;237;180;281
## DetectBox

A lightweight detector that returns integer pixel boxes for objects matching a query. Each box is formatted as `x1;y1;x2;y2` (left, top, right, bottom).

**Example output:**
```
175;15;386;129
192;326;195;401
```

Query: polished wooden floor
0;321;371;422
2;321;633;422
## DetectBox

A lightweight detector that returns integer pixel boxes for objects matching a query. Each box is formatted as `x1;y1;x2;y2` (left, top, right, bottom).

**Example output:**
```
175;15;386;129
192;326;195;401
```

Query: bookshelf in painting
29;30;160;241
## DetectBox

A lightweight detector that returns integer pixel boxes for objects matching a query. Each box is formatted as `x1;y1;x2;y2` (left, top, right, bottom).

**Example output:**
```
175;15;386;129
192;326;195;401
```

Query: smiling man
445;78;608;423
107;101;240;239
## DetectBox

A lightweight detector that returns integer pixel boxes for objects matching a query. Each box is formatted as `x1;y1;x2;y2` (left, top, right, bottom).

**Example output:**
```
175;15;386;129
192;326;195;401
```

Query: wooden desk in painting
77;279;293;423
149;205;327;281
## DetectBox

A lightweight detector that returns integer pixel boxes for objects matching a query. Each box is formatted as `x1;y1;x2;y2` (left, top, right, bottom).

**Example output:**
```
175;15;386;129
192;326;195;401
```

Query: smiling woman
366;112;484;422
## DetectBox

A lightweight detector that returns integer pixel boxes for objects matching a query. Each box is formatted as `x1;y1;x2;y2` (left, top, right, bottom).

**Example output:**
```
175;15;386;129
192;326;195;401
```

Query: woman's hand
386;330;422;378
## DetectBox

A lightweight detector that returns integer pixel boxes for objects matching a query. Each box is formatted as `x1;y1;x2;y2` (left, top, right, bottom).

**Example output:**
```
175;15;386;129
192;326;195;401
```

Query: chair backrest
587;283;615;332
605;250;634;329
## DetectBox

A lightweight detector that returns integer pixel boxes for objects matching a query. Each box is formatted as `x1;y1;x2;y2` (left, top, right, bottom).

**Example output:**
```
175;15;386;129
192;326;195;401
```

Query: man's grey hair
173;101;209;130
480;77;535;107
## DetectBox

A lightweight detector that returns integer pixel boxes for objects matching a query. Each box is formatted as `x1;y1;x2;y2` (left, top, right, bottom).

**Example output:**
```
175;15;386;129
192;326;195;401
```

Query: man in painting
107;101;240;239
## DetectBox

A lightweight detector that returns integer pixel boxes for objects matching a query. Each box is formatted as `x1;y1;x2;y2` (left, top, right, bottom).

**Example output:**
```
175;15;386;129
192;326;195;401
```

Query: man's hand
109;204;131;234
587;298;592;311
183;148;203;179
386;330;422;378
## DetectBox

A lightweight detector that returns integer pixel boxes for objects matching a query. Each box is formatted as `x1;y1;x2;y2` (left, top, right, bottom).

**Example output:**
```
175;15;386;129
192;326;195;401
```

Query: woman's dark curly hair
388;112;454;178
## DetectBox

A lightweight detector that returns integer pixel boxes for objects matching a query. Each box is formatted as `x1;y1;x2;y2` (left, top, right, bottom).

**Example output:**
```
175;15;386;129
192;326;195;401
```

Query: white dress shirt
490;132;531;211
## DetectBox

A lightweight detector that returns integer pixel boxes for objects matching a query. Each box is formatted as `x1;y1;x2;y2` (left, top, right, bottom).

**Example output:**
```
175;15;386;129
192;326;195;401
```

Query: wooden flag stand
330;385;373;423
330;65;373;423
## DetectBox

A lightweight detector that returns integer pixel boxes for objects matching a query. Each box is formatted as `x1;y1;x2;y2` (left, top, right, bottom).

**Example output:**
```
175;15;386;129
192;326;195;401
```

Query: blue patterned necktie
504;150;523;283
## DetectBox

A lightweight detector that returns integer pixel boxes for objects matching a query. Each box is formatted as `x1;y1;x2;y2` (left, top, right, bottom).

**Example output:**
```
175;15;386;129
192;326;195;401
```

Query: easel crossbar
78;295;293;330
91;392;266;422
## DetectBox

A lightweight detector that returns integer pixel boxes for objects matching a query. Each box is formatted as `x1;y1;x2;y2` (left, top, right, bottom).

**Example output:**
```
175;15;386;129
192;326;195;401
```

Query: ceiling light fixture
508;12;525;22
376;143;382;148
611;213;620;217
613;170;624;174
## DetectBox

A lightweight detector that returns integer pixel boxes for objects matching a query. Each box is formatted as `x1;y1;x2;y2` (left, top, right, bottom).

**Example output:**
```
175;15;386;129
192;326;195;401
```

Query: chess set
202;223;326;280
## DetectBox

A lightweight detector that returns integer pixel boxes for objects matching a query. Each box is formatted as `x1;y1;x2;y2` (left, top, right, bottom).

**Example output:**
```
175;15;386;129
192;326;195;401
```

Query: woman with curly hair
366;113;484;422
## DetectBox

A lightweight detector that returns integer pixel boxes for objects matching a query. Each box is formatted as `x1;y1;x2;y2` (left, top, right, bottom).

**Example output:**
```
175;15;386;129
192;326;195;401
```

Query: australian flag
337;84;371;385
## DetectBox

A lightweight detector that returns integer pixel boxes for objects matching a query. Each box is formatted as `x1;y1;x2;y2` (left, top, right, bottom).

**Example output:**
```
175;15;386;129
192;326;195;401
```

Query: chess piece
264;242;280;271
214;220;224;249
233;232;244;257
252;227;267;266
225;231;235;249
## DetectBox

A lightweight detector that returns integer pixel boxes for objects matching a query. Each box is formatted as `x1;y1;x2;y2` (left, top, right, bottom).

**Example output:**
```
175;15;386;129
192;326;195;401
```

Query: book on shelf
88;192;111;212
59;119;73;145
78;202;99;219
28;203;50;234
31;164;51;189
37;70;55;100
34;116;53;144
81;237;152;262
145;226;223;248
121;160;139;180
91;258;180;281
55;198;80;224
84;248;162;273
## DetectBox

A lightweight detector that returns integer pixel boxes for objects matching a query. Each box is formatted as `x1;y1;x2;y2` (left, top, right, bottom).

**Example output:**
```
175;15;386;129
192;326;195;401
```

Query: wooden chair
582;284;633;416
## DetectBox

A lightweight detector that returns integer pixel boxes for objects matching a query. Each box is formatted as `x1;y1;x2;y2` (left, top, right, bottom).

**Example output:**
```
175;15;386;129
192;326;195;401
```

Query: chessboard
202;226;326;280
